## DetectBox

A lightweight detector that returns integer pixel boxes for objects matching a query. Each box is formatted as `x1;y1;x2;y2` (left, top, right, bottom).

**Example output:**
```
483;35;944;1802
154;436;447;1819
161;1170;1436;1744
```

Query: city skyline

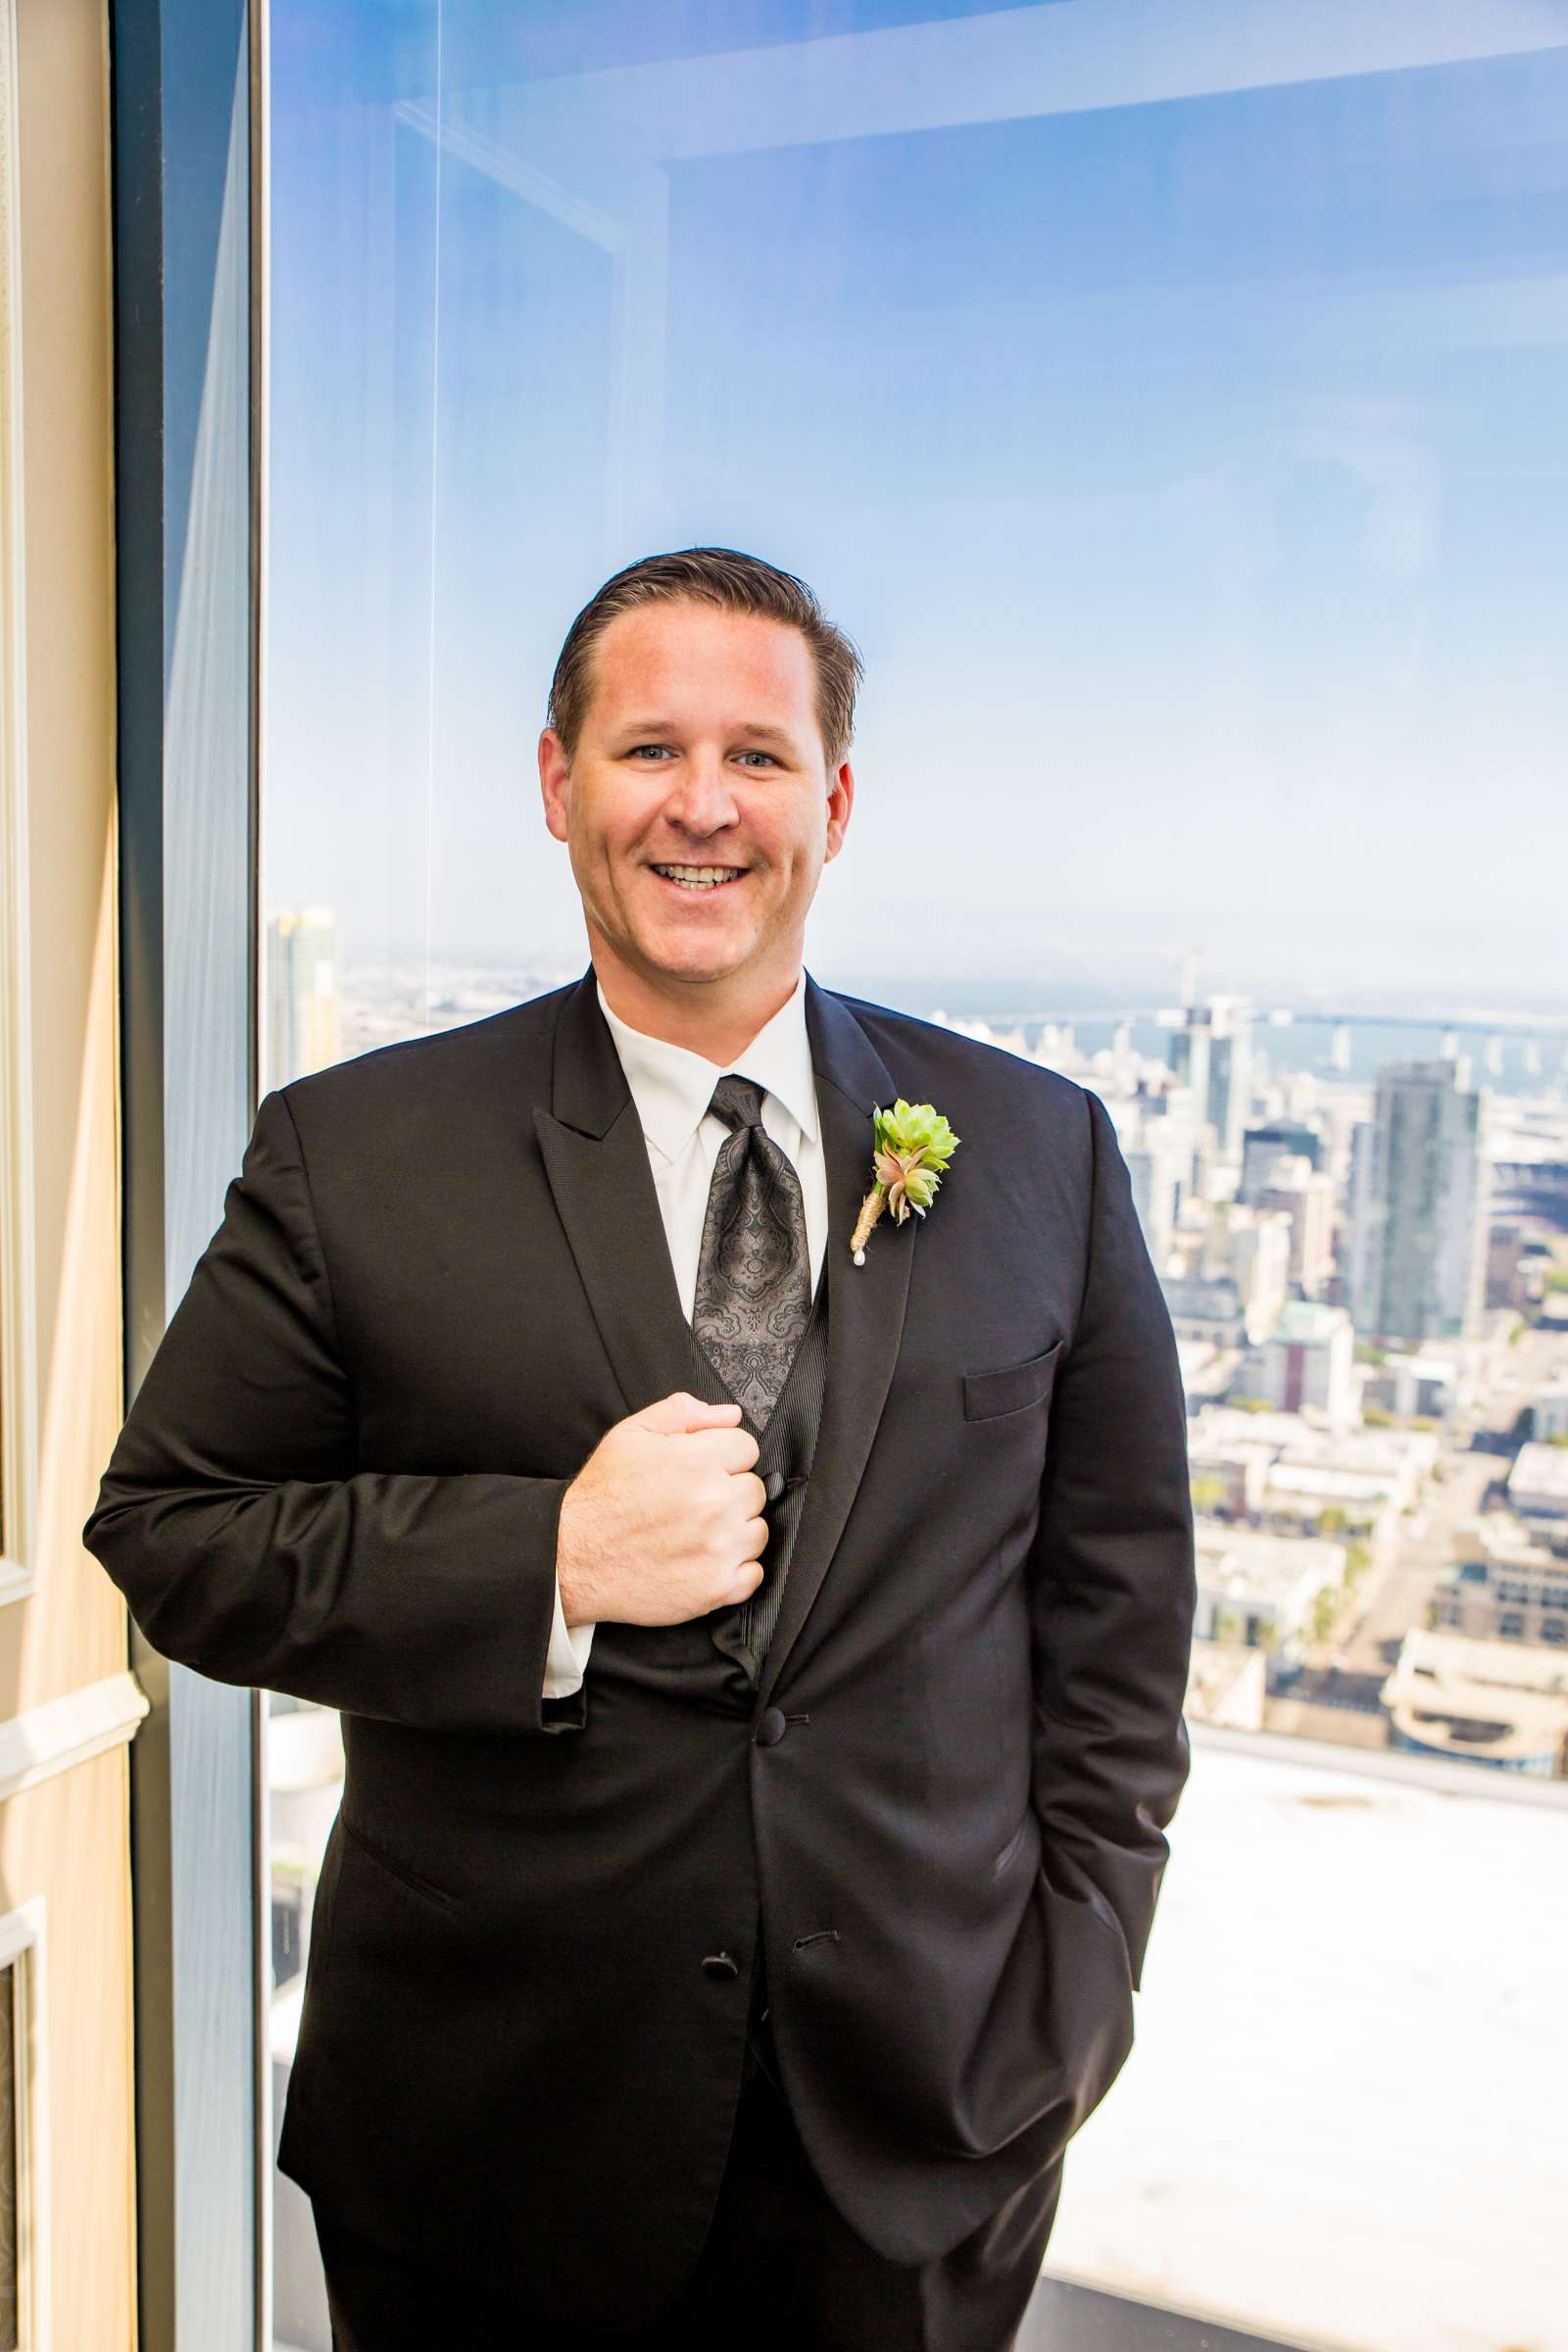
264;902;1568;1119
263;911;1568;1028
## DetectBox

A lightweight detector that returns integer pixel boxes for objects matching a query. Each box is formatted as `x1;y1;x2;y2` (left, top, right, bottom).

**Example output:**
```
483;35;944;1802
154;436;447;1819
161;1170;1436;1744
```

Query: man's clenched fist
556;1392;767;1629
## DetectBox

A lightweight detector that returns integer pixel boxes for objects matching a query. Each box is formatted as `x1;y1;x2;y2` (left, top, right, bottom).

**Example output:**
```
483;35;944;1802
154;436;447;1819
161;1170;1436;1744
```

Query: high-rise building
1251;1157;1337;1298
1167;1005;1211;1145
1348;1059;1490;1344
1115;1082;1198;1273
1220;1206;1294;1344
1167;1200;1293;1345
1240;1120;1326;1200
267;907;344;1087
1167;995;1255;1167
1243;1300;1357;1424
1207;1007;1254;1162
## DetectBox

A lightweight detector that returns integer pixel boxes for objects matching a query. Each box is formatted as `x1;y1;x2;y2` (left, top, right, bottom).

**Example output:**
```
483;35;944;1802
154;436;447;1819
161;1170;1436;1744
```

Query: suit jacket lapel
533;970;696;1416
758;974;912;1708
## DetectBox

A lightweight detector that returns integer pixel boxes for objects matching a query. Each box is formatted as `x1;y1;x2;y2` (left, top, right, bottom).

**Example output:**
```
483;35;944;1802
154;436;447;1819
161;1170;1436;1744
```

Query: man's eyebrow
732;721;802;748
608;716;803;748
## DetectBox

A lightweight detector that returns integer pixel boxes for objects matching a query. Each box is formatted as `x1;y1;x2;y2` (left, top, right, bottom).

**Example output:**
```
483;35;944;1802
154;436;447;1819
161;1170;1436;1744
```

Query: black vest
580;1263;831;1720
691;1262;831;1694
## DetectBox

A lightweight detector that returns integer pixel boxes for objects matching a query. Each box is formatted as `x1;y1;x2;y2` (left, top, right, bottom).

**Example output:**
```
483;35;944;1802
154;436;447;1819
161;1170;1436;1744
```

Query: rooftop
1195;1524;1346;1601
1183;1641;1266;1728
1266;1299;1348;1345
1509;1442;1568;1503
1451;1512;1568;1573
1382;1348;1458;1380
1191;1407;1436;1474
1381;1627;1568;1768
1268;1462;1401;1504
1388;1624;1568;1700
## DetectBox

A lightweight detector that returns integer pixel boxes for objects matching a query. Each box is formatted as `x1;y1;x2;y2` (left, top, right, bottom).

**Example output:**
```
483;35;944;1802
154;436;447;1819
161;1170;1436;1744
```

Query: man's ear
824;759;855;861
539;727;571;845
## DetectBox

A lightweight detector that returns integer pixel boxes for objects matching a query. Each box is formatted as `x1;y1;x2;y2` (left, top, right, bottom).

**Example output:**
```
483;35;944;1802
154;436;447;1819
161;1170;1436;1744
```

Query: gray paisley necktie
693;1075;811;1427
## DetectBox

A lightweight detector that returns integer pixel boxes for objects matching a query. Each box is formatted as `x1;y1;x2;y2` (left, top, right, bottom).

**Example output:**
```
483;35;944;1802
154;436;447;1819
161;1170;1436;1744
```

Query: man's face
539;600;853;999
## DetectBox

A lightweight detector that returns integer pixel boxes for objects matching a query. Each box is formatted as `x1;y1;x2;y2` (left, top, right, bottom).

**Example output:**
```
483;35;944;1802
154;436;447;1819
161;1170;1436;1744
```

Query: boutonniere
850;1099;960;1263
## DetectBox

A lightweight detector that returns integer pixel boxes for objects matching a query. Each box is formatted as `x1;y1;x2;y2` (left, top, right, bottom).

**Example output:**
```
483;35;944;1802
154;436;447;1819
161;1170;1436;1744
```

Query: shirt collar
596;969;819;1163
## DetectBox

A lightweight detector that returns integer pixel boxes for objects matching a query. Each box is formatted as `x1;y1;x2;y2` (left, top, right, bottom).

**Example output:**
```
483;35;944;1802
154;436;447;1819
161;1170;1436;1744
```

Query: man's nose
663;757;739;836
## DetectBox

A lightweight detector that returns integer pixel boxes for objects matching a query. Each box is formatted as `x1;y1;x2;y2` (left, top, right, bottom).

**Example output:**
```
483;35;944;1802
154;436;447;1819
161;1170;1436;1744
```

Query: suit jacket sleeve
81;1086;587;1737
1028;1085;1197;1992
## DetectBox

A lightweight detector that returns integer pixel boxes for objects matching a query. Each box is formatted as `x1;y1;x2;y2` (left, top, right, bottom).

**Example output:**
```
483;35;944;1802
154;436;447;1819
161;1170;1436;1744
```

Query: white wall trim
0;1894;51;2350
0;1674;149;1807
0;0;39;1607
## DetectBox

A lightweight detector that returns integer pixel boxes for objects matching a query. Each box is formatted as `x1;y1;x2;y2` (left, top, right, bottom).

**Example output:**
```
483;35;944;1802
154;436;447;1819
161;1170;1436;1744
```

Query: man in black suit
84;547;1196;2349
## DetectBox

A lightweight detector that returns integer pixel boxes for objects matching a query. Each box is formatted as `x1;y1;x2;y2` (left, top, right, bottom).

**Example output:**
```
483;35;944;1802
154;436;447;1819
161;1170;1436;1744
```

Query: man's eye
735;751;778;767
627;744;670;760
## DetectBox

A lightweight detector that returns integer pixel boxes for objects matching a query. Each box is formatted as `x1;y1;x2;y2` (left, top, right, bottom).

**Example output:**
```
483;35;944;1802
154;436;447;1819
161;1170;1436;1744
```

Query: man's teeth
653;864;744;889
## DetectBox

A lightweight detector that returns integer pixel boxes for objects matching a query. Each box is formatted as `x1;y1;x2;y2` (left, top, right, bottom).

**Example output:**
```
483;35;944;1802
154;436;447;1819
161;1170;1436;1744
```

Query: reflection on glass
263;6;1568;2346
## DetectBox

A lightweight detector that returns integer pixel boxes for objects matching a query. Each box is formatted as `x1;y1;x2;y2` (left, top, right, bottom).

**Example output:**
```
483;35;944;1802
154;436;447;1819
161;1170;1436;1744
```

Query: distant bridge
946;1003;1568;1077
956;1004;1568;1037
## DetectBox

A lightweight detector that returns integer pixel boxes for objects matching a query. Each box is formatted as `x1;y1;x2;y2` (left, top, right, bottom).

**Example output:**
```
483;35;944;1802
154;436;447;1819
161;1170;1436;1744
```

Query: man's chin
600;914;748;983
642;940;754;987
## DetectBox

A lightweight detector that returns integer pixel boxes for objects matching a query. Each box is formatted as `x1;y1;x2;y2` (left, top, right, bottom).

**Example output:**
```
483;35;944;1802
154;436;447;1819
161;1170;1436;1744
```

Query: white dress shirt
542;969;828;1698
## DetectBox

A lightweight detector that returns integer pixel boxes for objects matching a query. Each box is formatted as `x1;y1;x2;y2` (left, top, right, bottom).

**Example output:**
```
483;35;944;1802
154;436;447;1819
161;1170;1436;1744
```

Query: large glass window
261;8;1568;2345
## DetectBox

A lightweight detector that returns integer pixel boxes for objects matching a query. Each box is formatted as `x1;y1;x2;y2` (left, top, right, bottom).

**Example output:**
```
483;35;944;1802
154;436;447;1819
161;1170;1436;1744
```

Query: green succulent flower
851;1099;960;1259
872;1099;959;1175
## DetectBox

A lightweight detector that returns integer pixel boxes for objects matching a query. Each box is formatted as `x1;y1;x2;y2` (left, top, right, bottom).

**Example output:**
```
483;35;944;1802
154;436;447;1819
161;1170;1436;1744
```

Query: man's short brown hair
547;547;863;771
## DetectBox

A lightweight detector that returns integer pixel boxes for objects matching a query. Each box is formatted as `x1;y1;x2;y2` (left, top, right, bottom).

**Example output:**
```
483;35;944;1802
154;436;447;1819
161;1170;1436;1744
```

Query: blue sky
264;4;1568;1012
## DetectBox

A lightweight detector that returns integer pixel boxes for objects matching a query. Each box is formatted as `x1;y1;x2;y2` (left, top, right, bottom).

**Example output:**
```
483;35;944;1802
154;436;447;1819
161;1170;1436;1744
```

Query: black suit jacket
83;967;1196;2328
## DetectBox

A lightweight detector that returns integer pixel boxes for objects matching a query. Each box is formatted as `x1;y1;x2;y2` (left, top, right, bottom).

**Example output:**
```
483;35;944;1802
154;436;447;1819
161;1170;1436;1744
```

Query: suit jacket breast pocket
963;1339;1064;1423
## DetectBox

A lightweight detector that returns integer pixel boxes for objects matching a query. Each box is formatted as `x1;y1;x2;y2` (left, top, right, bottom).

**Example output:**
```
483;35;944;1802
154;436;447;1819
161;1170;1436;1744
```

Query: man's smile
649;861;750;893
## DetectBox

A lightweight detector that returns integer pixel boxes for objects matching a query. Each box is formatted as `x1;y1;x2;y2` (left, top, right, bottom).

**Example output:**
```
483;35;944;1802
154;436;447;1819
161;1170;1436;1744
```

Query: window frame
0;0;37;1611
0;1897;51;2352
111;0;266;2344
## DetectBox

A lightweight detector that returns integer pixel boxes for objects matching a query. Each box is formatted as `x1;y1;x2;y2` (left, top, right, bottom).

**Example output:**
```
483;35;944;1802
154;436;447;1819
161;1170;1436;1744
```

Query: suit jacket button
754;1707;788;1747
702;1951;739;1981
